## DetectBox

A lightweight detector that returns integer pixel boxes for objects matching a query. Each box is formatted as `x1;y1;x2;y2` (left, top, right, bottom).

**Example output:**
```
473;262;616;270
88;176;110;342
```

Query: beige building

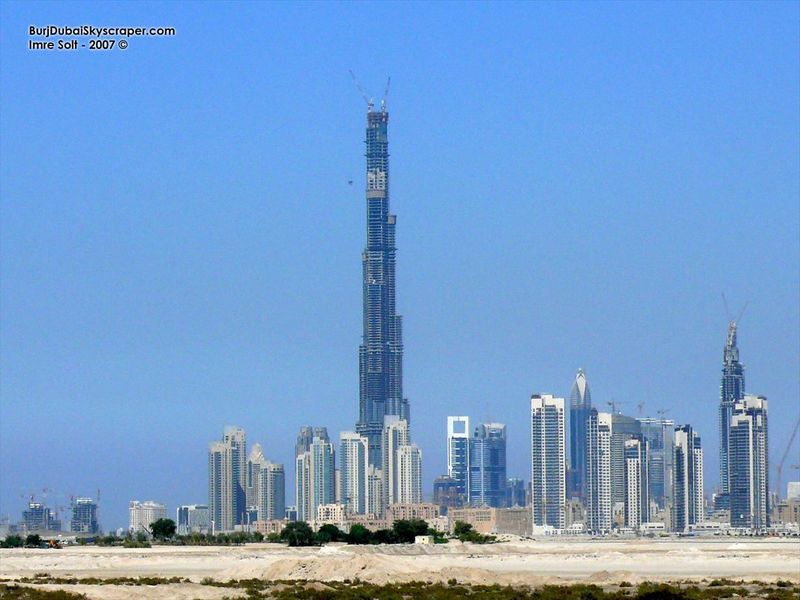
494;507;531;537
388;503;440;522
772;498;800;525
448;507;495;534
448;507;533;536
316;503;347;526
252;519;287;535
341;513;391;531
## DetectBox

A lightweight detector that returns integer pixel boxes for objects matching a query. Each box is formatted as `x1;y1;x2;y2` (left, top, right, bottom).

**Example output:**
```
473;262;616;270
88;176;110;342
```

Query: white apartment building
129;500;166;534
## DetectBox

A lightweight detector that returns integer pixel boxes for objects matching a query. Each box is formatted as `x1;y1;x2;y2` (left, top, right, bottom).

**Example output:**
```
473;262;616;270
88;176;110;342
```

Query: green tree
230;531;248;545
315;523;343;544
2;535;23;548
371;528;398;544
150;518;177;540
453;521;473;537
452;520;495;543
25;534;42;547
280;521;315;547
252;531;264;542
392;519;429;543
346;524;372;545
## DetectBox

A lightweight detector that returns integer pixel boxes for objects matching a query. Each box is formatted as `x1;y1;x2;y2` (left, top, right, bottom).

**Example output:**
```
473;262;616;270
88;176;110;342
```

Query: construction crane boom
349;70;374;112
776;414;800;498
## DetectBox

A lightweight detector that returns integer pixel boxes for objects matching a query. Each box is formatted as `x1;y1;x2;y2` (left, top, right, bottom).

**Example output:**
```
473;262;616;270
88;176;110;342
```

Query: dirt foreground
1;538;798;599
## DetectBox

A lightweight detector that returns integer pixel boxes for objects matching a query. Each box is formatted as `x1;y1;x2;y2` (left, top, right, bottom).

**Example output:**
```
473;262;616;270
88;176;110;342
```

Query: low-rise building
252;519;287;535
316;503;347;526
448;507;495;534
772;498;800;526
494;507;531;537
387;503;440;523
340;513;391;532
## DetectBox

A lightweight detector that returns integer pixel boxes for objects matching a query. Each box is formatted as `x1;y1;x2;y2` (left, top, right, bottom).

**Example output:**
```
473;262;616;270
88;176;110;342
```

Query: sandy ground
1;538;798;598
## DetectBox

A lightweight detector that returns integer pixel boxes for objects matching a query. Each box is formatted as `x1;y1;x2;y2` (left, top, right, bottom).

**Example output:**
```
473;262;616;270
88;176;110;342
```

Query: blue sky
1;1;798;530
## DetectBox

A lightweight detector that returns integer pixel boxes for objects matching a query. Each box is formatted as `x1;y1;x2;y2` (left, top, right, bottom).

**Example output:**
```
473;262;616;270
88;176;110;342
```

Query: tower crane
380;77;391;112
349;71;391;113
776;414;800;499
349;70;374;112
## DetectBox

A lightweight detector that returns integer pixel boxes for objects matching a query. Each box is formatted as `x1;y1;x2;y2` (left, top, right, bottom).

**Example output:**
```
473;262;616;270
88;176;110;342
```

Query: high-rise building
382;416;410;507
246;444;266;517
339;431;370;515
623;437;650;529
469;422;507;508
208;426;246;532
720;321;746;497
397;444;423;504
128;500;166;534
296;426;329;457
610;413;641;510
433;475;463;513
530;394;566;529
176;504;210;535
356;104;409;469
730;395;769;531
586;409;612;533
263;462;286;521
246;443;285;522
70;497;99;534
447;416;470;503
568;369;592;501
505;478;527;508
295;432;335;522
367;465;385;517
22;502;58;532
673;425;704;532
638;417;675;511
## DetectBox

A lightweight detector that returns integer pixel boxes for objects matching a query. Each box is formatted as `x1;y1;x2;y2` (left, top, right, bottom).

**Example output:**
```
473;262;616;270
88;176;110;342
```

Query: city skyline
1;2;798;530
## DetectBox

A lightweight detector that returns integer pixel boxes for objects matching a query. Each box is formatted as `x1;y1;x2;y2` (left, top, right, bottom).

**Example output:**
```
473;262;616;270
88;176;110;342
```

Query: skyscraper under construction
719;320;745;497
356;103;409;467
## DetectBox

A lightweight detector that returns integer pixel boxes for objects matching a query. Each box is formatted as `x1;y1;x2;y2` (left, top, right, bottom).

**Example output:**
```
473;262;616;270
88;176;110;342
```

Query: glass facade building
357;108;409;468
638;417;675;510
447;416;470;501
611;414;642;507
468;422;507;508
568;369;592;502
719;321;745;496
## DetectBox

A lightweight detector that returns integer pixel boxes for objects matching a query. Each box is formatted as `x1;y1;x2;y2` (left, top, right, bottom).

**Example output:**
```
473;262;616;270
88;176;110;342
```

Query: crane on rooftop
349;71;390;113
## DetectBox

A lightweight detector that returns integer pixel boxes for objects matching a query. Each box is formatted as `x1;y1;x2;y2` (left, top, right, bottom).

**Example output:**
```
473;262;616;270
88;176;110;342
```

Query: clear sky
1;1;798;530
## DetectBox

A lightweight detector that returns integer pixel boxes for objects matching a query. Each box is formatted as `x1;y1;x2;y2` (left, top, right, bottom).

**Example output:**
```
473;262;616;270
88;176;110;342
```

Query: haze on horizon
1;1;798;530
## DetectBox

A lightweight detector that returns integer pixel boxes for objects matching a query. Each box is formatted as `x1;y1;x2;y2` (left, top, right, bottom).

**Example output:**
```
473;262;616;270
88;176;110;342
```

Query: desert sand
1;538;798;599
